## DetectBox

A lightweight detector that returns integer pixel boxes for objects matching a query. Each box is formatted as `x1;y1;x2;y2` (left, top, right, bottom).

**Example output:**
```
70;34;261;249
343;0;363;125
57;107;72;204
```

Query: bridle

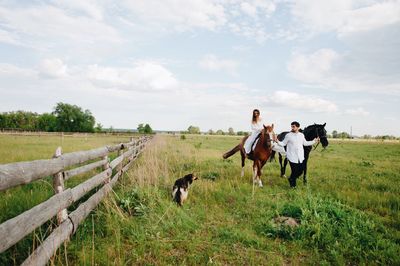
313;126;327;150
262;127;275;149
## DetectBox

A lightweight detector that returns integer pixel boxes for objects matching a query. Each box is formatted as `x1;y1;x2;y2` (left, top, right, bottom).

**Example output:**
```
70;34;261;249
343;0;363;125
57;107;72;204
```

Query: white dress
244;119;264;154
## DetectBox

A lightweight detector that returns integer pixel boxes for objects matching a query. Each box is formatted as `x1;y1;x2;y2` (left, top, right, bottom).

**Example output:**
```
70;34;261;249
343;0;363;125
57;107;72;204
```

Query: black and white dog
172;173;198;206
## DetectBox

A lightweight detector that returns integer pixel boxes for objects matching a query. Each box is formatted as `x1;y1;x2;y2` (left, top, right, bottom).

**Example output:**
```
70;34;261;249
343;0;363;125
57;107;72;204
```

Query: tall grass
1;134;399;264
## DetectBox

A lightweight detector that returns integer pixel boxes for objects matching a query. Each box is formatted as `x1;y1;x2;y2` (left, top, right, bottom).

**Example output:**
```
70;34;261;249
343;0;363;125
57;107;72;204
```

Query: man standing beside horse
273;121;319;188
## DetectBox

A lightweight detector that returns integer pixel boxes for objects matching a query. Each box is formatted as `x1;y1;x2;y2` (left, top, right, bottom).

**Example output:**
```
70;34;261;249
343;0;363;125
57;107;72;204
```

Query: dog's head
184;173;198;184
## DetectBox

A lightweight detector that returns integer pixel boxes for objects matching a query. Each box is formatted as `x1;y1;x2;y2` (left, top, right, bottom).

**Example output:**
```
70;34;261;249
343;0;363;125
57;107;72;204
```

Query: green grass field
1;134;400;265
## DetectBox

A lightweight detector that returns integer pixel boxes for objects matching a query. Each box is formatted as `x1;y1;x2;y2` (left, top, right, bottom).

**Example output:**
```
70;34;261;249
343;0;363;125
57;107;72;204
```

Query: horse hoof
258;180;263;187
282;175;286;178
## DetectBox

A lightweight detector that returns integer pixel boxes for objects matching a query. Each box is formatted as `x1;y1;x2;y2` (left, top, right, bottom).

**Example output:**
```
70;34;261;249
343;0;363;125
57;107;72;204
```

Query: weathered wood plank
109;155;124;170
0;189;73;253
122;147;136;159
0;147;109;192
21;219;74;266
22;171;123;266
69;171;122;234
70;169;112;202
64;159;108;181
53;147;68;224
0;159;64;192
60;147;109;167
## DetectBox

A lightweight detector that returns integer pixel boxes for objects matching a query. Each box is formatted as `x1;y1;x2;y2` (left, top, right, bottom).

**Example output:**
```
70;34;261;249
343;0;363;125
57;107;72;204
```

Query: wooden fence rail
0;135;152;265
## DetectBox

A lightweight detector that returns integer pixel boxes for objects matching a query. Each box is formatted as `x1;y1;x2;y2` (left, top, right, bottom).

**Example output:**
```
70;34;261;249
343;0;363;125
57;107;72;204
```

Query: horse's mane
303;123;327;141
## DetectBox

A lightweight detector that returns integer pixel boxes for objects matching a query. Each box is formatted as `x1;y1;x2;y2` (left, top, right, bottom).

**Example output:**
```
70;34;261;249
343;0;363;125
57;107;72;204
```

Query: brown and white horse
223;124;275;188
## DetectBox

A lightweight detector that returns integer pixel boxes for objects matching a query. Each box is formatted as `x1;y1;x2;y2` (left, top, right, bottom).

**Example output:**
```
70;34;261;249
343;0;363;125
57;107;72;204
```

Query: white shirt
276;131;315;163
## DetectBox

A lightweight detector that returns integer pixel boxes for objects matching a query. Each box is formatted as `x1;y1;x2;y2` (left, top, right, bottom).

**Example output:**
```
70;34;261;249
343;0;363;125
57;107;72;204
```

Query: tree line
182;126;398;139
1;102;155;134
329;130;399;140
184;125;247;136
0;103;97;132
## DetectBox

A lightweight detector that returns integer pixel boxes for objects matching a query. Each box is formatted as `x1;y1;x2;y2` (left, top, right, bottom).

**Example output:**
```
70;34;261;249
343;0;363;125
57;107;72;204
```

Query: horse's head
261;124;275;149
304;123;329;148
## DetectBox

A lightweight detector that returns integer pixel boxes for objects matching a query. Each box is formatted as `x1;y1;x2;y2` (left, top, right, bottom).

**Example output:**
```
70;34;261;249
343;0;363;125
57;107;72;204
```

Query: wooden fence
0;136;152;265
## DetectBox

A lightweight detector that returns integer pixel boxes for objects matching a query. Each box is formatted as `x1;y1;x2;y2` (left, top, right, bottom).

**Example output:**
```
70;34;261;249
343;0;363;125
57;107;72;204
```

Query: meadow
1;134;400;265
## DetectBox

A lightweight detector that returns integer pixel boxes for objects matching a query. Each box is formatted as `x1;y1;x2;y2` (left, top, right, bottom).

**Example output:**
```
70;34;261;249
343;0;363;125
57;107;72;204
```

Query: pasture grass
1;134;400;265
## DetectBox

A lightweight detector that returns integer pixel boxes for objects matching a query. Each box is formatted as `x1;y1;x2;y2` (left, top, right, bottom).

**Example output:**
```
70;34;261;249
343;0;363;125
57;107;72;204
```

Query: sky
0;0;399;136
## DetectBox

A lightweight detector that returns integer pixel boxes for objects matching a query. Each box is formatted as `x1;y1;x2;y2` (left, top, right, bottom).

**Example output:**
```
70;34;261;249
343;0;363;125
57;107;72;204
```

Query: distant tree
144;124;153;134
0;111;39;130
236;131;248;136
228;127;235;135
52;102;95;132
94;123;103;133
187;125;200;134
208;129;214;135
332;130;338;138
339;132;350;139
216;129;224;135
137;123;145;133
37;113;57;132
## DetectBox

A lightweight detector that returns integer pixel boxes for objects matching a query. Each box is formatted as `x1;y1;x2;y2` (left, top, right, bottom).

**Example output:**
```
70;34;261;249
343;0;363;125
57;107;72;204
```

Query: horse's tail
269;150;276;162
222;144;241;159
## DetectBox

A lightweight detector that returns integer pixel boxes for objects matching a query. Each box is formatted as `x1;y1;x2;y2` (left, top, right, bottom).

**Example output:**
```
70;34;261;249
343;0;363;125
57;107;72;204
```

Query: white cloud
198;54;239;74
87;61;179;91
53;0;104;21
288;49;340;84
287;48;400;95
0;63;37;77
290;0;400;35
0;5;121;45
119;0;277;42
0;29;20;45
339;1;400;35
344;107;370;116
241;2;258;17
121;0;227;31
265;90;338;113
38;58;68;79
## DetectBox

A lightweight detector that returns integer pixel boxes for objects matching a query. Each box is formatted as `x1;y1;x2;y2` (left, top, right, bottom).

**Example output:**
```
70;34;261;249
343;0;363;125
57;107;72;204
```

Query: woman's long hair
252;109;260;124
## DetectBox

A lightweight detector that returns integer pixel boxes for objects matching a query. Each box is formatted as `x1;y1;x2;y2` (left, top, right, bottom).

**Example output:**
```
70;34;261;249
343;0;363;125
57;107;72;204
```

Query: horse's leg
283;157;288;178
252;161;258;197
253;160;263;187
278;153;284;177
240;149;246;177
303;158;308;184
303;147;312;184
258;160;267;187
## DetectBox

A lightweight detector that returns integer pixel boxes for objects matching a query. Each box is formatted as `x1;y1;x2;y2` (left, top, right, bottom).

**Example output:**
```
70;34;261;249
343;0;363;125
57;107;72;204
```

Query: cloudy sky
0;0;399;136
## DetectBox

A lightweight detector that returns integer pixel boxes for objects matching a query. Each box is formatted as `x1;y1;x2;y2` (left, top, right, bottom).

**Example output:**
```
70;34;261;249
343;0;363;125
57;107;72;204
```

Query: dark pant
288;161;305;187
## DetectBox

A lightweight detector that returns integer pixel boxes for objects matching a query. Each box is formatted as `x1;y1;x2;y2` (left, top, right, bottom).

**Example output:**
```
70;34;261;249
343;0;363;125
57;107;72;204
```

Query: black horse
271;123;329;184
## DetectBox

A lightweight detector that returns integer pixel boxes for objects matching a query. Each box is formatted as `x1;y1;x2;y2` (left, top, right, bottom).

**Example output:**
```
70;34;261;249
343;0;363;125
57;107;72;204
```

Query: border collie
172;173;198;206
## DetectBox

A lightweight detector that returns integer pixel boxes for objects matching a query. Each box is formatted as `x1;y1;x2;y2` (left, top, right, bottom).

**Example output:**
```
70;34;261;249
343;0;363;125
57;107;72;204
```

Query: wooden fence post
103;155;110;183
53;147;68;225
